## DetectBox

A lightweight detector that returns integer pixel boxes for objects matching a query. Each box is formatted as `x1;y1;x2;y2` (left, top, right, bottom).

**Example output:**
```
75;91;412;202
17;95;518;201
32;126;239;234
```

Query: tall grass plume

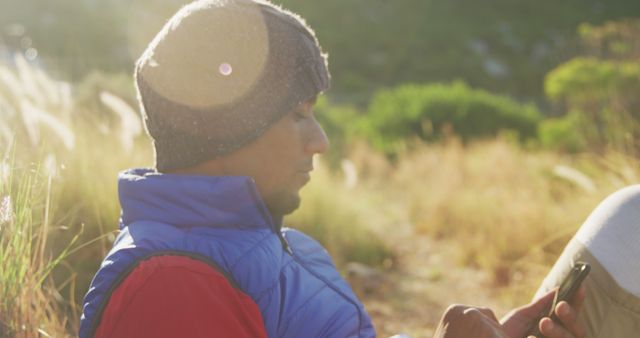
0;159;79;337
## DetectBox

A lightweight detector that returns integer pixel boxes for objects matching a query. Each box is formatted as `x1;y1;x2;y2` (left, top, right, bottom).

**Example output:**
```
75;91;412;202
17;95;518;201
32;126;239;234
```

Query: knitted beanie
135;0;330;172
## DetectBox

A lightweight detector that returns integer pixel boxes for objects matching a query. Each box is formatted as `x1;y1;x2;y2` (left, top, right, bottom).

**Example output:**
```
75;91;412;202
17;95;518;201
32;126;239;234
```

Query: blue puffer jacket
79;168;376;338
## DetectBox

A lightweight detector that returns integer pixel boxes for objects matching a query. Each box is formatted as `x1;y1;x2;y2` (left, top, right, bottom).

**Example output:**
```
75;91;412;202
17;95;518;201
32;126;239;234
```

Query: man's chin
265;192;301;220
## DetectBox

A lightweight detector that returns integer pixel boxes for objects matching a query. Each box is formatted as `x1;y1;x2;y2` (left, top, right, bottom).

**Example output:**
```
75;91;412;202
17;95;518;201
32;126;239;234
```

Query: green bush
538;112;585;152
545;58;640;152
545;57;640;103
364;82;541;154
543;19;640;153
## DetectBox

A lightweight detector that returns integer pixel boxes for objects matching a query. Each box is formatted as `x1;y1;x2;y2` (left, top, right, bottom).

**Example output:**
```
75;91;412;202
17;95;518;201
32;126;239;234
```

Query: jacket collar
118;168;275;231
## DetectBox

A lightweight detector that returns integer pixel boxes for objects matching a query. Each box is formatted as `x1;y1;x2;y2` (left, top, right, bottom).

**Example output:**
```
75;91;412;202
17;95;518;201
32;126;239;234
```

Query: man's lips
298;164;314;174
297;167;313;184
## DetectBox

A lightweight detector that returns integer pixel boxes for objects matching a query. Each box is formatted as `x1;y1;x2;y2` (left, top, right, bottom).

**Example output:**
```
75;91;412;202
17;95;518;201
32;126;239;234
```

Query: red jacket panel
93;255;267;338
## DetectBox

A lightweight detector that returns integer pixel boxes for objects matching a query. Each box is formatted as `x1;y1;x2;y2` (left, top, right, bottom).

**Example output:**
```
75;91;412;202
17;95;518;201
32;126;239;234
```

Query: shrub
545;57;640;104
538;112;586;152
364;82;541;155
544;19;640;153
544;57;640;152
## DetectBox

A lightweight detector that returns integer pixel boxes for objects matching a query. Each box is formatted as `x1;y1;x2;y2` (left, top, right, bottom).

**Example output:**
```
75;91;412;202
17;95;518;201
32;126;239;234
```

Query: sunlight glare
219;62;232;76
135;1;269;109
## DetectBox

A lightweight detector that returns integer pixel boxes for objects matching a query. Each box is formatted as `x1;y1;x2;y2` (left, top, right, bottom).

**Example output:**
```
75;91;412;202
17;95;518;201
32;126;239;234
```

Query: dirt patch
353;230;514;337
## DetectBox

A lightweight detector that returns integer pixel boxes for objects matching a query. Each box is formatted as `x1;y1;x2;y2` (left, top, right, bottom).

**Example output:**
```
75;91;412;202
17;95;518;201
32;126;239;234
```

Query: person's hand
433;304;509;338
433;285;586;338
500;285;587;338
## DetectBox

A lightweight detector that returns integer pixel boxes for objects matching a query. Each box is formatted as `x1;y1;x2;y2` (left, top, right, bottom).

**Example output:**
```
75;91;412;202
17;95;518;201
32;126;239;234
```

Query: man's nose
305;118;329;155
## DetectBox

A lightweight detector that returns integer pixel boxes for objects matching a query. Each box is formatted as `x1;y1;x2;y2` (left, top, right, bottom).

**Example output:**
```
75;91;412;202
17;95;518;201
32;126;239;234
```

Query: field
294;140;627;272
1;55;639;337
290;140;636;336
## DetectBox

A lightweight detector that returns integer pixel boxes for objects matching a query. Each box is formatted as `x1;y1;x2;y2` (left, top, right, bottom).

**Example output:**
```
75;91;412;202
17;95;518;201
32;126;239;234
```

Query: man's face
222;96;328;220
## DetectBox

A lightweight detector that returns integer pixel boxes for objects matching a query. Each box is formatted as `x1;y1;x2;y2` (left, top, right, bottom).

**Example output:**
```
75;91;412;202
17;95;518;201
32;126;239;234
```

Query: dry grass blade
19;100;75;150
99;91;142;152
15;54;44;108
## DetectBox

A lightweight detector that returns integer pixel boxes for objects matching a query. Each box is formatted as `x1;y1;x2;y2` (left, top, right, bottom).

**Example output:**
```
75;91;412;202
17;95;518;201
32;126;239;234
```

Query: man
79;0;585;337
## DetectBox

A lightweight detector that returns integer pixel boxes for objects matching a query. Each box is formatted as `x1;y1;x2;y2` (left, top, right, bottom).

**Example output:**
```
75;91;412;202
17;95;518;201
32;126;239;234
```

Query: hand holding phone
528;262;590;338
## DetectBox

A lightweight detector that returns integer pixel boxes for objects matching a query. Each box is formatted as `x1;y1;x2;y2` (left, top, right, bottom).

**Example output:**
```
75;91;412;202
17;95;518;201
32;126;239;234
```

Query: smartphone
528;262;590;338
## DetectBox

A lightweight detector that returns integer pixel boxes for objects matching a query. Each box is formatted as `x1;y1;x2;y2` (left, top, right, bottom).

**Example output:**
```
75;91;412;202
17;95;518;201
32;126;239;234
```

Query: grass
287;158;396;268
1;56;639;334
0;56;151;336
318;139;638;307
0;159;79;337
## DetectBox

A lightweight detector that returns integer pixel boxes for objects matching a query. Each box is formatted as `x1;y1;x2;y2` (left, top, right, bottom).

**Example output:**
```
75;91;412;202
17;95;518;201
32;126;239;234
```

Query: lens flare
219;62;232;76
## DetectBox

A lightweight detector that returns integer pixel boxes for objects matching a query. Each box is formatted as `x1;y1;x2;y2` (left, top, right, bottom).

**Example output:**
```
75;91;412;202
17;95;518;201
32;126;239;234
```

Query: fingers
436;304;508;338
523;288;557;318
554;301;585;338
506;285;587;338
536;298;586;338
461;307;506;338
571;284;587;311
539;309;585;338
540;317;573;338
500;289;556;338
471;307;500;323
544;284;586;338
